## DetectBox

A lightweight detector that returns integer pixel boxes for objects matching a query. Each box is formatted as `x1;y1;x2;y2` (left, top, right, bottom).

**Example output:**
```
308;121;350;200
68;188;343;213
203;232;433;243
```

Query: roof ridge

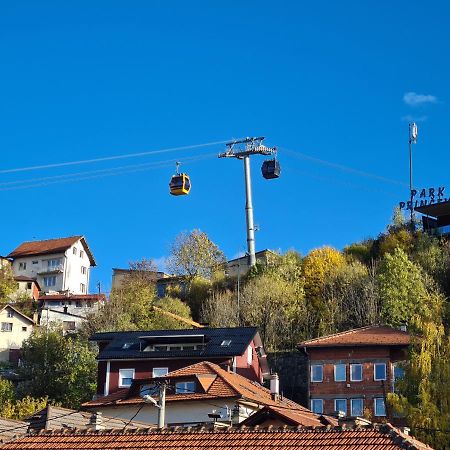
299;325;379;345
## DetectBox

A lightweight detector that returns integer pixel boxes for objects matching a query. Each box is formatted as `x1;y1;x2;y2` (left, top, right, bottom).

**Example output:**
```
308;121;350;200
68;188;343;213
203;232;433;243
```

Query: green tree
1;396;48;420
167;230;226;280
0;376;15;405
0;263;17;301
151;296;194;329
377;248;442;327
18;329;97;408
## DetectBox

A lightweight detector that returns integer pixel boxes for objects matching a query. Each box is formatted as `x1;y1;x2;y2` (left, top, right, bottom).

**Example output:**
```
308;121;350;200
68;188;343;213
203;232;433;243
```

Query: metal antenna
218;137;276;267
408;123;418;226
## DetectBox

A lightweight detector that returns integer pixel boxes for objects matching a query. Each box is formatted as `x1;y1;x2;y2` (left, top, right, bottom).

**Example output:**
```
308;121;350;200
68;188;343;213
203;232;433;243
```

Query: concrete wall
0;306;34;362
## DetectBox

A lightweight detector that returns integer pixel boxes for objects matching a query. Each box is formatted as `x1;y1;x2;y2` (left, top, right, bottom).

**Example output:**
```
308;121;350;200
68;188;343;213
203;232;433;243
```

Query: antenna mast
408;123;418;226
219;137;276;267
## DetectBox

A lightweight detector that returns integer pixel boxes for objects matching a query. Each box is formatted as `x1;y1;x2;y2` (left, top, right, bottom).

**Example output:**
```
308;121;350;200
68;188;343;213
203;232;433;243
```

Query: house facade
299;325;410;422
10;276;40;301
0;304;35;362
90;327;269;396
7;236;96;295
224;249;279;278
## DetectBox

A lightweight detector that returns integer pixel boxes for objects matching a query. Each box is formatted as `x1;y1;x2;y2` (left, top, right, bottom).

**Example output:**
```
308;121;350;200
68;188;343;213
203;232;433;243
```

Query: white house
0;304;35;362
39;308;87;333
7;236;96;295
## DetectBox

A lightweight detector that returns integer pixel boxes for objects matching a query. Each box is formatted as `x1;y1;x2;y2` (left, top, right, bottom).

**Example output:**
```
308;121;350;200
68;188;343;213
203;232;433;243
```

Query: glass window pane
311;399;323;414
335;399;347;415
311;365;323;382
152;367;169;378
350;364;363;381
374;398;386;416
351;399;363;416
334;364;346;382
374;363;387;380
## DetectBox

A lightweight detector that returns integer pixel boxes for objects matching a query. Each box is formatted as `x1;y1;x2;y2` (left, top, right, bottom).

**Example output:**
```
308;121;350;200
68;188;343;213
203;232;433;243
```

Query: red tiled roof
0;418;29;444
7;236;96;266
83;361;307;412
39;294;105;302
299;326;410;348
0;424;433;449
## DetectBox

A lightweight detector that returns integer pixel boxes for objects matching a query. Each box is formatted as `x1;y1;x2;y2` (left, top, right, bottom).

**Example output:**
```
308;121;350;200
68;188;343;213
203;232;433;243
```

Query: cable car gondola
261;159;281;179
169;162;191;196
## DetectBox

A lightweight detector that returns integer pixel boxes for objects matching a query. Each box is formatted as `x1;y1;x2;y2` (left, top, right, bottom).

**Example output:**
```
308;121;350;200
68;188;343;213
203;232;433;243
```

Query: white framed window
1;322;13;332
119;368;135;387
7;310;14;318
175;381;195;394
351;398;364;417
311;364;323;382
310;399;323;414
350;363;363;381
80;283;86;293
81;266;87;275
152;367;168;378
334;399;347;416
44;276;56;287
80;250;85;259
19;262;26;270
247;346;253;365
374;397;386;416
374;363;387;381
73;247;77;255
334;364;346;382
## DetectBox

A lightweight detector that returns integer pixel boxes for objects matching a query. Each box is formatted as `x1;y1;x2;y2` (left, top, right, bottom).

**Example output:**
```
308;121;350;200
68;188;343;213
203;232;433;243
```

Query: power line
0;140;238;175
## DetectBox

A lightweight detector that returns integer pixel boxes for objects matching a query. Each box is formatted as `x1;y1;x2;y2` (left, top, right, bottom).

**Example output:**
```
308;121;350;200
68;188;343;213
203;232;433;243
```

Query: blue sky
1;1;449;292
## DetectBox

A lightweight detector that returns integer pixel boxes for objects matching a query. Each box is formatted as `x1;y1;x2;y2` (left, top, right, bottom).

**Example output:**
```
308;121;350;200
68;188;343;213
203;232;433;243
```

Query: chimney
87;412;104;431
63;306;68;314
270;373;280;401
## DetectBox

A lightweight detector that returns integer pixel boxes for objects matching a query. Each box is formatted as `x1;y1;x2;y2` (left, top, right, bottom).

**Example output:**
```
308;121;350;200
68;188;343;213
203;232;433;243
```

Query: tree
1;396;48;420
201;289;240;328
151;296;194;329
0;263;17;301
377;248;442;327
0;376;14;405
18;329;97;408
167;230;226;280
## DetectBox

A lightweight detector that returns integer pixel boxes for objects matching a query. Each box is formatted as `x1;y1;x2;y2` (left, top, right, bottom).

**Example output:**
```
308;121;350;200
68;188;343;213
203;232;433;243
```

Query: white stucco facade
39;308;86;333
11;239;92;294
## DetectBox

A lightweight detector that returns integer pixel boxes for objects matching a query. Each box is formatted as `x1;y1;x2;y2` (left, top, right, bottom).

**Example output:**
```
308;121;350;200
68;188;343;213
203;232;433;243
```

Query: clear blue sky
1;1;449;292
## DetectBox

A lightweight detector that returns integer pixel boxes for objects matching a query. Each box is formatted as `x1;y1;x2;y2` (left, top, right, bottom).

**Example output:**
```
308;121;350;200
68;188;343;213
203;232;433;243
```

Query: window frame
374;397;386;416
1;322;13;332
310;364;323;383
175;381;196;394
374;363;387;381
334;364;346;382
7;310;14;318
119;368;135;388
44;276;57;287
350;398;364;417
334;398;347;416
310;399;324;414
19;262;27;270
350;363;363;382
152;367;169;378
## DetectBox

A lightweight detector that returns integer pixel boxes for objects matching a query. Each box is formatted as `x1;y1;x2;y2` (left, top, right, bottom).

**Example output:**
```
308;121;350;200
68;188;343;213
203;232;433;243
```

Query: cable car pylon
218;137;278;267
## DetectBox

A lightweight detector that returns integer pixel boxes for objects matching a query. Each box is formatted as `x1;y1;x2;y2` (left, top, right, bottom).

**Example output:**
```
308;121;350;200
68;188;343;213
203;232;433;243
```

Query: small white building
0;304;35;362
38;293;105;318
39;308;86;333
7;236;96;295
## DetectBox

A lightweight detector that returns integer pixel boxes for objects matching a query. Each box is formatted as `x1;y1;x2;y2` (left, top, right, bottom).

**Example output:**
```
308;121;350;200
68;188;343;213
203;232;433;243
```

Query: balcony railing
37;265;64;275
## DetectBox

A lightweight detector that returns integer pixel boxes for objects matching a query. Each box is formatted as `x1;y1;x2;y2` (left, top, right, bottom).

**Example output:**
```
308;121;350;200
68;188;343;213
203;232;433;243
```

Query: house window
73;247;77;255
80;284;86;293
154;345;168;352
1;322;13;332
334;399;347;416
247;346;253;365
152;367;168;378
334;364;346;382
140;383;158;397
76;301;82;307
374;363;387;381
311;364;323;382
7;310;13;318
80;250;85;258
44;276;56;287
393;364;405;392
119;369;135;387
19;262;26;270
32;260;38;264
350;364;363;381
22;326;27;332
310;399;323;414
374;397;386;416
81;266;87;275
63;321;76;331
27;282;32;289
351;398;364;417
47;258;62;269
175;381;195;394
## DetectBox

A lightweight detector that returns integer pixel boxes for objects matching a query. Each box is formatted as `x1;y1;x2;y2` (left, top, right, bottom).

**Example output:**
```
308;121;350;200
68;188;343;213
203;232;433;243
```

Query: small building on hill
90;327;269;397
299;325;410;422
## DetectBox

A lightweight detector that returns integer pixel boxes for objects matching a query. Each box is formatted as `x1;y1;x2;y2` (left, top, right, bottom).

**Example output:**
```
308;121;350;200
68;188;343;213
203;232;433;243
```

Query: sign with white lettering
399;186;447;211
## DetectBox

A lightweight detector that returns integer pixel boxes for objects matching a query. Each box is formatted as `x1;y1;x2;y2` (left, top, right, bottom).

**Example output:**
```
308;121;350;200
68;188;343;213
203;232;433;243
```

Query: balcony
37;265;64;275
430;225;450;236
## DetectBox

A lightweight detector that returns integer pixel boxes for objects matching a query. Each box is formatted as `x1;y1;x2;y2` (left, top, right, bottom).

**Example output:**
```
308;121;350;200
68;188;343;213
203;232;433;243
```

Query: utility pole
408;123;418;226
219;137;276;267
158;382;166;429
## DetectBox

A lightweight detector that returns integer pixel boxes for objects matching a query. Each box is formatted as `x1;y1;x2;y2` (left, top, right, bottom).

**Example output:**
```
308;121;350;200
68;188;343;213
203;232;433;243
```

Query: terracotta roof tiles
299;325;410;348
0;424;433;449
